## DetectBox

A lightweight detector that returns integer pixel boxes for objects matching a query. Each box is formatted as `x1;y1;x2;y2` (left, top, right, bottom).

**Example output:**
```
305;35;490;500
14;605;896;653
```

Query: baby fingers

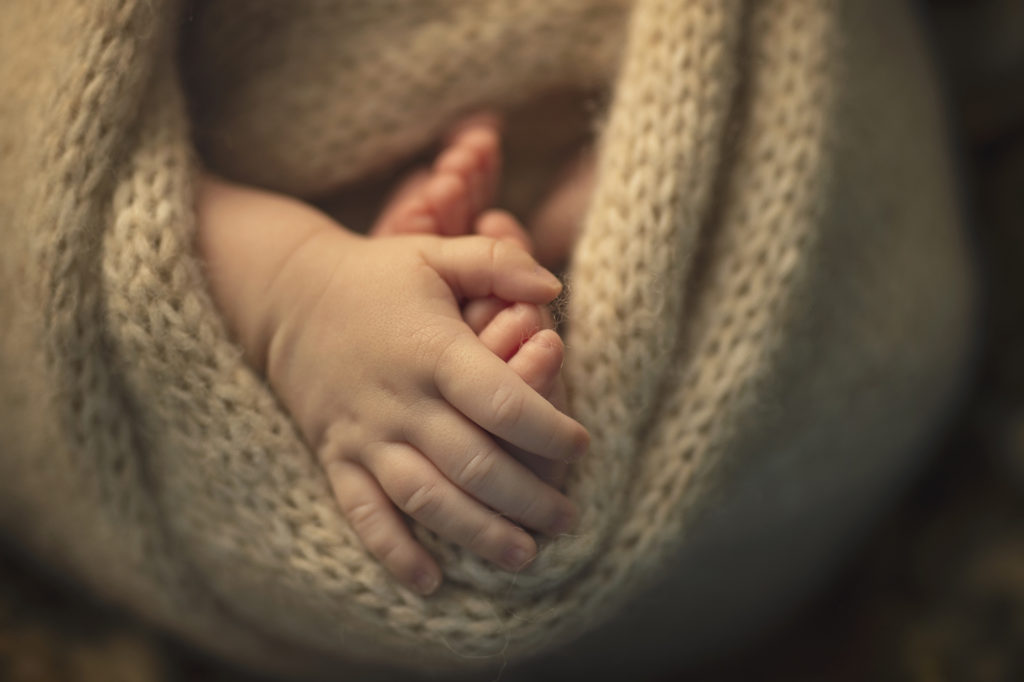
434;333;589;462
405;403;576;536
326;459;442;595
422;235;562;304
362;443;539;573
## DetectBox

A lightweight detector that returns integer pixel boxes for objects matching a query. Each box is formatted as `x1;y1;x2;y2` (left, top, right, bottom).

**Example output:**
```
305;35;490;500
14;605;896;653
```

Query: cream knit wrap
0;0;975;679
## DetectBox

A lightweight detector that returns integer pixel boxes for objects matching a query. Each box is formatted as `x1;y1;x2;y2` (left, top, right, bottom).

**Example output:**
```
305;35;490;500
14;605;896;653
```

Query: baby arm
194;172;586;595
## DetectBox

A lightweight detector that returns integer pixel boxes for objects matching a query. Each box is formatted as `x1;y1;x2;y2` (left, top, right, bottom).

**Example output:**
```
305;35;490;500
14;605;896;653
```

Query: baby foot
372;112;502;238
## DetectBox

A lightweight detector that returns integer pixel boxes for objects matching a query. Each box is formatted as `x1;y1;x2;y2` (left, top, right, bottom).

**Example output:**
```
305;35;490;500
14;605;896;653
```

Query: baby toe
444;110;504;147
372;169;436;236
424;172;470;236
436;145;486;217
459;127;502;209
476;210;533;253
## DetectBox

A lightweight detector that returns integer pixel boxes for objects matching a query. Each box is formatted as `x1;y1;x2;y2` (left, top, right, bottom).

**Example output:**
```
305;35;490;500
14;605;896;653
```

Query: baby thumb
424;235;562;304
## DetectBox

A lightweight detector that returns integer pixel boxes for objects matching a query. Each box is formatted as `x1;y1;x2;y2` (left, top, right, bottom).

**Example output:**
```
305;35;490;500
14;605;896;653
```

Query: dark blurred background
2;1;1022;680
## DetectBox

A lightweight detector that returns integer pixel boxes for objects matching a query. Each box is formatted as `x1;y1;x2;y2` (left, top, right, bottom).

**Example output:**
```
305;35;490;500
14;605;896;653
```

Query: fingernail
501;544;532;571
528;330;557;351
414;570;440;595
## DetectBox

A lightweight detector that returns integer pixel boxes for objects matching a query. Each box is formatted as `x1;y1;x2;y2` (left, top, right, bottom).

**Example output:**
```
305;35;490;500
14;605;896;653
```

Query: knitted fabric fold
0;0;975;678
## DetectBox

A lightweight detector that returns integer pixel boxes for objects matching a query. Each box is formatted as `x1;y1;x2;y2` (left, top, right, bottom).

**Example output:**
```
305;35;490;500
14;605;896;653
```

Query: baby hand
262;228;587;595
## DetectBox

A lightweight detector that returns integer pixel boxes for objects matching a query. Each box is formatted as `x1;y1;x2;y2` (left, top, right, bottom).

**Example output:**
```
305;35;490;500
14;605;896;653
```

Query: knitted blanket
0;0;975;679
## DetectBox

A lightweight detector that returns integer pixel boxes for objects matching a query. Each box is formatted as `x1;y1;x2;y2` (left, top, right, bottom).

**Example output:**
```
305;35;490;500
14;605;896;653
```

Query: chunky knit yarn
0;0;974;679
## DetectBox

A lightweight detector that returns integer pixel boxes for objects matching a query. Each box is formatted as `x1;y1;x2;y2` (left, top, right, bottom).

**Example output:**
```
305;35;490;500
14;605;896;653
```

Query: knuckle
484;235;502;272
541;424;568;459
538;414;577;457
373;536;406;567
455;448;497;491
516;492;547;528
400;483;441;518
490;382;524;430
342;500;410;570
465;515;499;555
345;500;380;530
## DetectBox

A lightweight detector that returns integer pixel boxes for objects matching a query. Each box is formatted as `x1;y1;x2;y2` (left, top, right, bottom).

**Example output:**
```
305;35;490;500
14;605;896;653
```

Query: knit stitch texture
0;0;974;678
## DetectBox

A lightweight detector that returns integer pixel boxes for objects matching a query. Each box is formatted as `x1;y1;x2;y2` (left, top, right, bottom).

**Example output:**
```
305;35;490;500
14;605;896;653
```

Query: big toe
438;113;503;219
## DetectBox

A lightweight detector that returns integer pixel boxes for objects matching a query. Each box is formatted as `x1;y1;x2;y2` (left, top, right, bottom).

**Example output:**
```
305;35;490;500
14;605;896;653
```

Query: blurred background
1;1;1022;680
